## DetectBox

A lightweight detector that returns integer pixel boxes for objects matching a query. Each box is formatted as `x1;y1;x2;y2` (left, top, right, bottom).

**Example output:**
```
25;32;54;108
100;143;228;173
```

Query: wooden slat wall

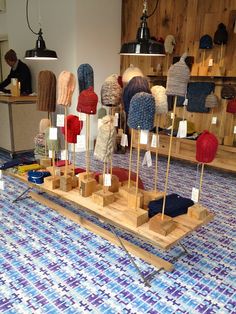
120;0;236;144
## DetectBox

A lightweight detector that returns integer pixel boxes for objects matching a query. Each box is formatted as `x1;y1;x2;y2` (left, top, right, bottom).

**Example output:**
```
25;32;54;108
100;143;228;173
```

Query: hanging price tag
79;112;87;121
60;150;67;160
104;174;112;186
183;98;188;106
140;130;149;144
0;170;2;179
177;120;187;138
211;117;217;124
56;114;65;127
171;112;174;119
114;113;119;127
142;152;147;166
49;127;57;140
0;180;5;190
146;151;152;168
76;135;86;151
234;126;236;134
48;150;53;158
121;134;128;147
151;134;159;148
191;187;199;203
208;59;213;67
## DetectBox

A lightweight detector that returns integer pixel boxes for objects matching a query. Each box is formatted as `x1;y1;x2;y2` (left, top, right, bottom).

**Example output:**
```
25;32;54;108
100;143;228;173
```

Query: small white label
0;170;2;179
104;174;112;187
135;44;141;53
48;150;53;158
211;117;217;124
208;59;213;67
140;130;149;144
183;98;188;106
49;127;57;140
114;114;119;127
177;120;187;138
61;150;67;160
56;114;65;127
191;187;199;203
76;135;86;151
0;180;4;190
98;119;103;129
79;112;87;121
121;134;128;147
234;126;236;134
142;151;152;167
151;134;159;148
171;112;174;119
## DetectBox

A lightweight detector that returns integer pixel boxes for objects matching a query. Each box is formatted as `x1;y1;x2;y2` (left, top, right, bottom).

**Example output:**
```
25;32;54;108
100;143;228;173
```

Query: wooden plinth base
60;175;72;192
46;165;74;176
80;178;97;197
149;213;176;236
40;157;52;168
127;187;144;210
71;175;78;188
43;176;60;190
143;190;165;208
188;203;209;220
92;190;115;207
126;208;149;227
98;174;120;193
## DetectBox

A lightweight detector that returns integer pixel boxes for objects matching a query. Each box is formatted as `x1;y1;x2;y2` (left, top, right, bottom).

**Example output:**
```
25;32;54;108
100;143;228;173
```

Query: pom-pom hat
77;86;98;115
196;130;218;163
61;115;83;144
101;74;122;107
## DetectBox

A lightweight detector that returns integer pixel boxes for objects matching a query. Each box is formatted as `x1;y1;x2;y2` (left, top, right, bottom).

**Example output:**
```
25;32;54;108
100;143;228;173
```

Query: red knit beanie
61;115;83;143
196;130;218;163
77;86;98;114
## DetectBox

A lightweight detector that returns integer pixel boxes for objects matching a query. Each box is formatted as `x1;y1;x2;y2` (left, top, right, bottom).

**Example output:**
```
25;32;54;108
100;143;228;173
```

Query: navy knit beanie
77;63;94;93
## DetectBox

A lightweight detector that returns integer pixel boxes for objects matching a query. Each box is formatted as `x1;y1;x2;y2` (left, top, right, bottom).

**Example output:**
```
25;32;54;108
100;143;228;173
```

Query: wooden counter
0;95;47;157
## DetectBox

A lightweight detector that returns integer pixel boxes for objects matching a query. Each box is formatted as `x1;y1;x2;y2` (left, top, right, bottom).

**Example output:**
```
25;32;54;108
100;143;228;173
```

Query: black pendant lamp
120;0;165;57
24;0;58;60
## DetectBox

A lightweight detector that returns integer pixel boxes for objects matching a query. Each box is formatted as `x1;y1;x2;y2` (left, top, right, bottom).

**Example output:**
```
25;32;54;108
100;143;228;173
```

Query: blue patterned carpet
0;149;235;314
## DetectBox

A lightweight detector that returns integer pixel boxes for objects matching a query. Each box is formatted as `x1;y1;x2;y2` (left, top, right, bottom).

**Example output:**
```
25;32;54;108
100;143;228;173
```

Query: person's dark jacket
0;60;32;95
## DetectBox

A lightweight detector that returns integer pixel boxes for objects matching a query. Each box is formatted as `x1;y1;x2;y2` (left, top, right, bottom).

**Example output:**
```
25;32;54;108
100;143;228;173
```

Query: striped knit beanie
122;64;144;86
151;85;168;114
166;53;190;97
77;63;94;93
101;74;122;107
196;130;218;163
94;115;116;162
127;92;155;130
57;71;76;107
37;71;56;112
61;115;83;144
205;92;219;108
123;76;151;114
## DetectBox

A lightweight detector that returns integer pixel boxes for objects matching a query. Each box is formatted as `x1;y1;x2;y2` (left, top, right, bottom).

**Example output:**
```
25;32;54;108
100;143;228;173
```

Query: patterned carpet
0;149;235;314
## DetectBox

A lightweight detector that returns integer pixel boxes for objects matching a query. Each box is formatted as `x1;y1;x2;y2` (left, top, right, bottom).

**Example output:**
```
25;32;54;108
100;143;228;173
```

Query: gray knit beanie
151;85;168;114
205;92;219;108
101;74;122;107
166;53;190;97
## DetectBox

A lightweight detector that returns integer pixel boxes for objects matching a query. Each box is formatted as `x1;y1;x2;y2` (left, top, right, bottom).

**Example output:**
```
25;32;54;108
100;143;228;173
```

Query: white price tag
76;135;86;151
208;59;213;67
60;150;67;160
183;98;188;106
140;130;149;144
0;180;5;190
48;150;53;158
171;112;174;119
104;174;112;187
177;120;187;138
79;112;87;121
49;127;57;140
56;114;65;127
146;151;152;168
121;134;128;147
191;187;199;203
211;117;217;124
142;153;147;166
151;134;159;148
0;170;2;179
234;126;236;134
114;115;119;127
98;119;103;130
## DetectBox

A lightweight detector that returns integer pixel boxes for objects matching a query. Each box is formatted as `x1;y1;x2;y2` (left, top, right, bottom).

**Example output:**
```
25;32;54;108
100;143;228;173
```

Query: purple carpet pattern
0;149;235;314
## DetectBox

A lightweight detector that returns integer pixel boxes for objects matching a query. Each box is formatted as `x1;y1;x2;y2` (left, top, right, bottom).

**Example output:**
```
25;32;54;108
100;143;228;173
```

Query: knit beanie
57;71;76;107
127;92;155;130
199;34;213;49
122;64;144;86
166;53;190;97
94;115;116;162
77;63;94;93
123;76;151;114
37;70;56;112
97;107;107;119
77;86;98;114
45;127;60;152
39;118;51;134
61;115;84;143
214;23;228;45
151;85;168;114
226;99;236;114
205;92;219;108
196;130;218;163
101;74;122;107
164;35;176;54
221;84;236;99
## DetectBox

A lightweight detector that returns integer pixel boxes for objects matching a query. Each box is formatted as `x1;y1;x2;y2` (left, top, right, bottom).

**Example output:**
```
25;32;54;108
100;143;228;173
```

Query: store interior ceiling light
120;0;165;57
24;0;58;60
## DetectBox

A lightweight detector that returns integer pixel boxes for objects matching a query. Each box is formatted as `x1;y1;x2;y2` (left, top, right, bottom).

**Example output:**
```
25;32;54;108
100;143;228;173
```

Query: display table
0;95;47;157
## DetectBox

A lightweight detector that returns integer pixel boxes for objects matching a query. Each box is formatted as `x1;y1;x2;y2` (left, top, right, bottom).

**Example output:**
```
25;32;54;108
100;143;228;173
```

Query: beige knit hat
151;85;168;114
57;71;76;106
39;118;51;134
164;35;176;54
122;64;144;86
205;92;219;108
166;53;190;97
101;74;122;107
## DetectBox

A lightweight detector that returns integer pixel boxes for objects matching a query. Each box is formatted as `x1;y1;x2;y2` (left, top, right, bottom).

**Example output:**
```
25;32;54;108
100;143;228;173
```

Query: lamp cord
26;0;39;35
147;0;159;18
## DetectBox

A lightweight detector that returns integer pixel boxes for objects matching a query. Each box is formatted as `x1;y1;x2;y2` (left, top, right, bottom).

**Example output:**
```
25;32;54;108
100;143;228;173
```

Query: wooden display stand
188;203;209;220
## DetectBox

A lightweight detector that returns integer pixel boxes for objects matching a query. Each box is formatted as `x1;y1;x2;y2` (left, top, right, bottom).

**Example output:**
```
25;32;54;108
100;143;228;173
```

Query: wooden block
78;172;95;188
149;213;176;236
60;175;72;192
43;176;60;190
224;135;234;146
71;175;78;188
92;190;115;207
143;190;165;207
127;187;144;210
80;178;97;197
126;208;149;227
40;157;52;168
98;174;120;193
188;203;209;220
119;183;141;198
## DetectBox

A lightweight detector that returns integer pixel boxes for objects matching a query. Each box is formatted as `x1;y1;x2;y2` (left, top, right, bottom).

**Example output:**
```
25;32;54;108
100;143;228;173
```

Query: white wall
2;0;122;142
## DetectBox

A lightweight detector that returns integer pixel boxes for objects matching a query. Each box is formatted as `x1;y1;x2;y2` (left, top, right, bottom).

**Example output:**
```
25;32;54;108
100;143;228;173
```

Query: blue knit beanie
123;76;151;114
199;34;213;49
127;92;155;130
77;63;94;93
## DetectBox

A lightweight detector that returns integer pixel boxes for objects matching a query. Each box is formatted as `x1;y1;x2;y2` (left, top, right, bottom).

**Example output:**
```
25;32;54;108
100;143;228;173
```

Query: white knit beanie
151;85;168;114
122;64;144;86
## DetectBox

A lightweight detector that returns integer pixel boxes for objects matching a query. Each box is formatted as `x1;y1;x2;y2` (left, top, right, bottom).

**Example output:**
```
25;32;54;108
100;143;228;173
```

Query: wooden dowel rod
128;129;133;189
135;129;141;209
64;107;68;176
198;163;205;201
154;115;160;192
